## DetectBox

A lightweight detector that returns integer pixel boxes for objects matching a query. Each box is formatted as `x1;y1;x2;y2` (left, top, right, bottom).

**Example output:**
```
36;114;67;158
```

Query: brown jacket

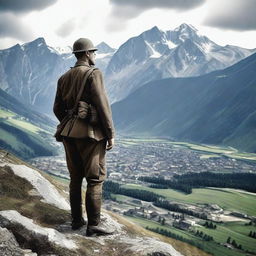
53;60;115;141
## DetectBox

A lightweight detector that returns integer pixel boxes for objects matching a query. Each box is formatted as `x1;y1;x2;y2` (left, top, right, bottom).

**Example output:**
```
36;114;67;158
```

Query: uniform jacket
53;60;115;141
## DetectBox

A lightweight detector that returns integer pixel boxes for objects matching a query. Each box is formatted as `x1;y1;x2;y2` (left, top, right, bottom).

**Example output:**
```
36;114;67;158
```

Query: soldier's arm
90;69;115;139
53;78;66;122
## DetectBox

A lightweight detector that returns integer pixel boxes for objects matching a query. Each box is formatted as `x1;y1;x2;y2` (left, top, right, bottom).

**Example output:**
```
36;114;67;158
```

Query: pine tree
227;237;231;244
232;239;237;248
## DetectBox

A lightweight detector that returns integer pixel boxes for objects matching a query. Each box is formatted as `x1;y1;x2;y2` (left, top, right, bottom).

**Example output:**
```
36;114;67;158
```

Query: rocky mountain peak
96;42;115;54
175;23;198;33
168;23;200;44
141;25;164;42
23;37;47;49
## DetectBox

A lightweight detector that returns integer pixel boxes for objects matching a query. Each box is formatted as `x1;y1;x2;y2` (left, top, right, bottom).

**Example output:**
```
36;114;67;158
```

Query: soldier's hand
106;138;114;151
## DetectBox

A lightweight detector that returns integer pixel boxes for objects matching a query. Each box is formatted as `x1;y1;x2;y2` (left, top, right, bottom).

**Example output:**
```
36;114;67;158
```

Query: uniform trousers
63;137;107;226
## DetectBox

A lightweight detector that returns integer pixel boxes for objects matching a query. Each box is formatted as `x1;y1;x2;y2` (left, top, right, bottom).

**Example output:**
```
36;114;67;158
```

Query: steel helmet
72;38;98;53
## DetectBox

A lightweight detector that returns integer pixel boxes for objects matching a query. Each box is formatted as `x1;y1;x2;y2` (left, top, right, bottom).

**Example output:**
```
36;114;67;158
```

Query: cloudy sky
0;0;255;50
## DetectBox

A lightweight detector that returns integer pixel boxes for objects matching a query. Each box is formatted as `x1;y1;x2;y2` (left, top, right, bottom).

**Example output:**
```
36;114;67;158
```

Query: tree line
139;171;256;194
145;226;204;250
103;181;163;202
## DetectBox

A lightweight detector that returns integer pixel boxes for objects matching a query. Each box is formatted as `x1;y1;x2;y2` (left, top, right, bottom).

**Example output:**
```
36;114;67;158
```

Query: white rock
0;163;70;210
0;210;76;250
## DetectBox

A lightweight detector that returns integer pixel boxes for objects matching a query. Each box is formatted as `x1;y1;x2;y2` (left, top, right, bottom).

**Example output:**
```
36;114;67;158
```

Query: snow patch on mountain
96;52;113;59
164;39;177;49
47;46;72;55
145;41;162;58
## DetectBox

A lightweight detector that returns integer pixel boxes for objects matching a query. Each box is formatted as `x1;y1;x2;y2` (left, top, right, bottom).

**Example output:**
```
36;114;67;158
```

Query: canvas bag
54;67;96;141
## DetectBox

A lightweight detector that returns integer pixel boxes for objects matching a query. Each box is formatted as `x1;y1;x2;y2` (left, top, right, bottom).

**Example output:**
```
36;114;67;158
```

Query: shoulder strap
71;68;96;114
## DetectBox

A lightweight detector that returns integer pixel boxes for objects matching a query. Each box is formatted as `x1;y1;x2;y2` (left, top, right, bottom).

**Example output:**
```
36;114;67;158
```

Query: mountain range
0;23;254;117
112;51;256;153
0;39;115;117
105;23;255;102
1;23;256;154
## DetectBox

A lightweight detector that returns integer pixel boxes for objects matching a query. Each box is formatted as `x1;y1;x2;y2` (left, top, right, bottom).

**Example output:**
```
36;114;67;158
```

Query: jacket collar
74;60;91;68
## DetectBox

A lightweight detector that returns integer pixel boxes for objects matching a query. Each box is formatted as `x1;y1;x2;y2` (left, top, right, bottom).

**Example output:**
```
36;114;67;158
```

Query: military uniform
53;60;115;228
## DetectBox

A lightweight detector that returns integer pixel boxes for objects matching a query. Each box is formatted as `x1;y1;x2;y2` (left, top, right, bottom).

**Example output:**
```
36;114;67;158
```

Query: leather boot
70;185;85;229
85;192;101;226
72;217;86;230
86;222;115;237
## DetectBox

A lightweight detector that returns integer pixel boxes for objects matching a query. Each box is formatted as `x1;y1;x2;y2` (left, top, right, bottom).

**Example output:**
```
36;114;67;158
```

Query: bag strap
71;67;96;115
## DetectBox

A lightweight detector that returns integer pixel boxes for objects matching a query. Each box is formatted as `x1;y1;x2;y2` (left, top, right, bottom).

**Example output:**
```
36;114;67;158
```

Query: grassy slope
196;222;256;252
124;216;247;256
117;185;256;255
0;108;58;159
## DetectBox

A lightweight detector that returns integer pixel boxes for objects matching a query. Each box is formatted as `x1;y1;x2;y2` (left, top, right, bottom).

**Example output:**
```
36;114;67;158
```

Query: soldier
53;38;115;236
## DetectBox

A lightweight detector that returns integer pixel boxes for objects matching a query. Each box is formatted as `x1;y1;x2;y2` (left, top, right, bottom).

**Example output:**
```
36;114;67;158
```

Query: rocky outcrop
0;227;38;255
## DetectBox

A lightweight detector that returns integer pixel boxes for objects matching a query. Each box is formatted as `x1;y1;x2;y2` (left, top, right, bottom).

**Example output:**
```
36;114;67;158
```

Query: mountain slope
0;38;75;115
95;42;116;73
105;23;255;103
112;52;256;152
0;150;210;256
0;88;58;159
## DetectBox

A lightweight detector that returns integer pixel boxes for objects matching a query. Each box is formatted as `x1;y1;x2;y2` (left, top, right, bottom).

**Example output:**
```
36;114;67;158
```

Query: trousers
63;137;107;226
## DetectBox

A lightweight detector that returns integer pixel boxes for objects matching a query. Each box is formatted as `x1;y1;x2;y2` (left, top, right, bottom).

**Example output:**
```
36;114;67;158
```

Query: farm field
124;216;250;256
121;184;256;216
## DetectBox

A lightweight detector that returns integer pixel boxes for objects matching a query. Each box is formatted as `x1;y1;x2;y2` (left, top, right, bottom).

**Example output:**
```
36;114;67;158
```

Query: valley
30;137;256;256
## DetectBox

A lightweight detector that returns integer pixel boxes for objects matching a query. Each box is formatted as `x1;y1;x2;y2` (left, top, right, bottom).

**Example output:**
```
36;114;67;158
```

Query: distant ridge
112;52;256;153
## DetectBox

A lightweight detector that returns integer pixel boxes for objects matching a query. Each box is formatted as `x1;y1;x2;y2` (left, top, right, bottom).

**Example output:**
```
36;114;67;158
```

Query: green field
1;109;48;134
5;118;44;134
124;216;249;256
0;109;15;118
195;222;256;253
121;184;256;216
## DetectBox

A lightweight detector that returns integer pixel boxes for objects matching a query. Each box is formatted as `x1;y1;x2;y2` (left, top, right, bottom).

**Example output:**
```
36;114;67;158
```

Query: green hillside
0;106;58;160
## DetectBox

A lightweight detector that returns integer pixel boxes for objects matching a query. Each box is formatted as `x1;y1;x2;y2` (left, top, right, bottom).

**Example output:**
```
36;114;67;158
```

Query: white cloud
0;0;58;13
0;13;33;41
0;0;255;50
204;0;256;31
56;19;77;38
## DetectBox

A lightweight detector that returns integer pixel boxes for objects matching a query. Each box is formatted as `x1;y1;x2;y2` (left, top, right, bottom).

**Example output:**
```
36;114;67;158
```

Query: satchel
54;67;96;142
54;114;73;142
78;100;99;125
